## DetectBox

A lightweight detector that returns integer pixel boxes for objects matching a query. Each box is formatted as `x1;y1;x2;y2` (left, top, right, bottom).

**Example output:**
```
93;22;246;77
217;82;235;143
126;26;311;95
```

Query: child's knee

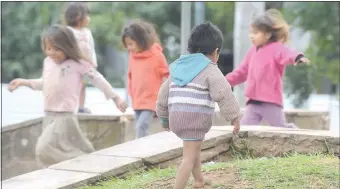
182;157;196;166
182;153;198;164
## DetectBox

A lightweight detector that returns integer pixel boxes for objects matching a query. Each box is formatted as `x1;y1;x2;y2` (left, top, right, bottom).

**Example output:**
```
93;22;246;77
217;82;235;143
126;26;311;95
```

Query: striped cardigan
156;63;241;140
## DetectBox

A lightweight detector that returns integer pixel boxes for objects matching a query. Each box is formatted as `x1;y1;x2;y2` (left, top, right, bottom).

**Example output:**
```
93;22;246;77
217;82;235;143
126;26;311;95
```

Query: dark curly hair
187;22;223;55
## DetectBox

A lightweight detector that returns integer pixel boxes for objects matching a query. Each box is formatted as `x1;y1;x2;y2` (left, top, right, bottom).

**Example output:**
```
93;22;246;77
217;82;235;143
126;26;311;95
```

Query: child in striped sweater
156;22;241;189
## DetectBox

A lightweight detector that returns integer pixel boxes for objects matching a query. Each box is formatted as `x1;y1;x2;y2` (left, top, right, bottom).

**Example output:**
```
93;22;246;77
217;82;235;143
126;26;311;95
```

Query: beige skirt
35;112;95;167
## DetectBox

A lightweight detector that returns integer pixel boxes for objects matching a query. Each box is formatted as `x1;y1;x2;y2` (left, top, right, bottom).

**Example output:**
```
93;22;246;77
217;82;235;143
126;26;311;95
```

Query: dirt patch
147;167;250;189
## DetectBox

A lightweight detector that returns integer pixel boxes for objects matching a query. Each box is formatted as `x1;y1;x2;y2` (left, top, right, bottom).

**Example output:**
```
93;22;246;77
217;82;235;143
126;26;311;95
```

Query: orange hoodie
128;43;169;112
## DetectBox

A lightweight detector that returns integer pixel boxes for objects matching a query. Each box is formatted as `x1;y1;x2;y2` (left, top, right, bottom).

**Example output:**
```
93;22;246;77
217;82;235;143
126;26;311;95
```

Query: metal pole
181;2;191;54
194;2;205;26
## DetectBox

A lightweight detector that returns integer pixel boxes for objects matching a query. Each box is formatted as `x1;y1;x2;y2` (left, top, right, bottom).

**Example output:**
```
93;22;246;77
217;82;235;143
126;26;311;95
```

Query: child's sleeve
27;58;46;90
27;78;43;90
79;61;119;100
127;65;133;97
156;54;170;79
225;47;253;86
277;45;303;65
208;65;242;122
88;29;98;68
156;78;170;128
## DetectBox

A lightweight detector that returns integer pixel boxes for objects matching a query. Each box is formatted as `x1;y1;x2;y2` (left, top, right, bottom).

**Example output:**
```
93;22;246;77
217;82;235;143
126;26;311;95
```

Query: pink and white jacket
226;42;302;107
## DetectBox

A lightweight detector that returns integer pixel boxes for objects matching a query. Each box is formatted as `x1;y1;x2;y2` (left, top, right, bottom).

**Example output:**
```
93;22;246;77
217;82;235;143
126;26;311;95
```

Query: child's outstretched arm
156;78;170;131
8;78;43;92
225;47;253;86
79;62;127;112
277;45;310;65
208;65;242;133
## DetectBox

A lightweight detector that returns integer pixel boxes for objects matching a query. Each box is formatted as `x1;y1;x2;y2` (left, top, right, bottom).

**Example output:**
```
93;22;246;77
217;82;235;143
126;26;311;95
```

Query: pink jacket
226;42;302;107
28;57;119;112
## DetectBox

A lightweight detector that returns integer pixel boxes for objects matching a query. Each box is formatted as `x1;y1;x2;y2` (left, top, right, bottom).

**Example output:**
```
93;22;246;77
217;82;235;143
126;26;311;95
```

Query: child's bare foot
193;179;211;188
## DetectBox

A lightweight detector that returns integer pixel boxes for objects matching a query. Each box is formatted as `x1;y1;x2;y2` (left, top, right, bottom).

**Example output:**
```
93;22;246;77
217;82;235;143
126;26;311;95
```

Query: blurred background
1;2;339;133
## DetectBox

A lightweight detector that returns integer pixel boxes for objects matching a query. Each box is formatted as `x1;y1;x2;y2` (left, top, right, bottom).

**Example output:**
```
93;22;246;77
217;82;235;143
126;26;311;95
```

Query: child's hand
8;78;26;92
231;117;240;135
295;57;310;66
113;97;128;113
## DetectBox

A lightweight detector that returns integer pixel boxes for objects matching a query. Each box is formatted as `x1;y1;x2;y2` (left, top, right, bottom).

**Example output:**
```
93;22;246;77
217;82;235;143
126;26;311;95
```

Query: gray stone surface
50;154;143;177
201;130;231;149
94;131;183;164
153;142;230;169
1;109;333;180
1;115;126;180
212;125;339;137
94;130;230;165
4;125;338;189
1;120;44;180
2;168;99;189
212;109;330;130
232;129;340;157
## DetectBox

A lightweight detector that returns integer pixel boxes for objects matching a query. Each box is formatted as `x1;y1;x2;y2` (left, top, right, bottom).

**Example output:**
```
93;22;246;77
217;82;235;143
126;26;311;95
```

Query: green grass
77;154;339;189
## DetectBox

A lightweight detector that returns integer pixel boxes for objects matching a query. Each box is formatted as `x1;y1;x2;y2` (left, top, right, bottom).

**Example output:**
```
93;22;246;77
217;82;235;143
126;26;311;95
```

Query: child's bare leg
192;149;205;188
174;141;201;189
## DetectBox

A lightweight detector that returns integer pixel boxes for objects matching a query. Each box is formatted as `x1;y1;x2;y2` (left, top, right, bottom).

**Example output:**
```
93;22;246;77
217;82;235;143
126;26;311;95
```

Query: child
7;25;127;167
226;9;310;128
122;19;169;138
156;22;241;189
65;2;97;114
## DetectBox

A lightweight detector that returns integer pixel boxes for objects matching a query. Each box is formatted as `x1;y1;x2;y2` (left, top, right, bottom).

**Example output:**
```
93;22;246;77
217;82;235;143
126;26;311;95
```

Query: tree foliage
284;2;339;87
1;2;183;85
2;2;64;82
280;2;339;107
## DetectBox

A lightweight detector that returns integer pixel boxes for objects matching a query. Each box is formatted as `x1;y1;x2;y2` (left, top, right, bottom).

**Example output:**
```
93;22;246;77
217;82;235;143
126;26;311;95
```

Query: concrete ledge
93;130;231;165
212;109;330;130
50;154;143;178
1;109;331;180
1;117;43;132
2;169;99;189
1;114;126;180
3;126;339;189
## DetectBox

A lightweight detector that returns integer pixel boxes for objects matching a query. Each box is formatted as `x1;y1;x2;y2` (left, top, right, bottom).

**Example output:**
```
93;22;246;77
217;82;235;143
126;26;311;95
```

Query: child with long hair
64;2;97;113
122;19;169;138
157;22;241;189
8;25;127;167
226;9;310;128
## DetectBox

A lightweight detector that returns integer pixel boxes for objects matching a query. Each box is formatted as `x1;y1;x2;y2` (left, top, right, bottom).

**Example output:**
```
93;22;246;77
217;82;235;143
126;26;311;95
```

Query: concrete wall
1;109;329;180
1;115;125;180
3;126;339;189
213;109;330;130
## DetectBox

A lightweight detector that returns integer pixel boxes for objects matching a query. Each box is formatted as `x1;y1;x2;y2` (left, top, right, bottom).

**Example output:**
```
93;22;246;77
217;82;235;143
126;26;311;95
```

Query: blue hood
170;53;211;86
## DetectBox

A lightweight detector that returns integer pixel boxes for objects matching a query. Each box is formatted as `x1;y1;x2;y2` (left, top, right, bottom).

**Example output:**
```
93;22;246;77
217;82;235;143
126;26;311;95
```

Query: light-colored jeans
135;110;154;138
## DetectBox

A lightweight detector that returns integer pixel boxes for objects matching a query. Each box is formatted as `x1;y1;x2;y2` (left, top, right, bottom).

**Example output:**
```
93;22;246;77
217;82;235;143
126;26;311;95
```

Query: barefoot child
65;2;97;113
122;19;169;138
226;9;310;128
8;25;127;167
156;22;241;189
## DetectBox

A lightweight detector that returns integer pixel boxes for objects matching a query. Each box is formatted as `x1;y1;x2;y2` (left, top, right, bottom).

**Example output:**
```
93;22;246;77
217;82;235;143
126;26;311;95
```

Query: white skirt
35;112;95;167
